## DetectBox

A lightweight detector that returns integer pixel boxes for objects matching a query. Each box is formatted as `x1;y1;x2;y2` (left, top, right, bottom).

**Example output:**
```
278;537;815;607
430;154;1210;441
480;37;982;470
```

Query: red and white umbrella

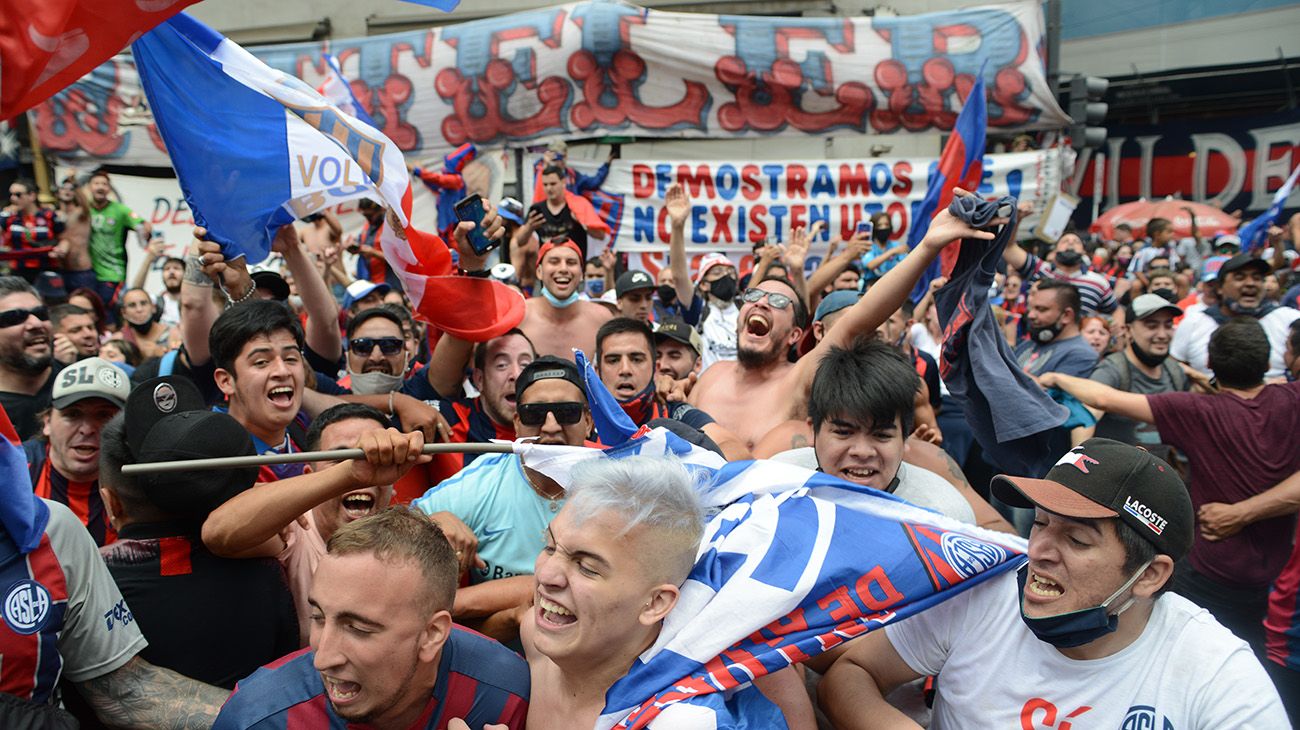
1091;198;1239;240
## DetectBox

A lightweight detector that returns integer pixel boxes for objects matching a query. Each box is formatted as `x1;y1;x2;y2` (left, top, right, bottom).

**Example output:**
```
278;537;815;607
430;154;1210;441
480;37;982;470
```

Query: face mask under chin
348;366;405;395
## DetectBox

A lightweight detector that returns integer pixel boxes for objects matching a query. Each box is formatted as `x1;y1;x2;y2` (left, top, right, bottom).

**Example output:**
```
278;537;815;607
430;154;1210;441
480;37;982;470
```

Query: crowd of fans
0;156;1297;728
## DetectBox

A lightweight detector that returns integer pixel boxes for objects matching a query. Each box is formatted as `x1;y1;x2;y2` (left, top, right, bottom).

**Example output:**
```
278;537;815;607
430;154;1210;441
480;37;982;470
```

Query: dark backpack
1102;351;1187;393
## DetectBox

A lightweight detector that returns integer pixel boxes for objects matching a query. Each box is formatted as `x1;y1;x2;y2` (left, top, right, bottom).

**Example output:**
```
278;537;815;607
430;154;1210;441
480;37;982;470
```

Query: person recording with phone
858;212;908;288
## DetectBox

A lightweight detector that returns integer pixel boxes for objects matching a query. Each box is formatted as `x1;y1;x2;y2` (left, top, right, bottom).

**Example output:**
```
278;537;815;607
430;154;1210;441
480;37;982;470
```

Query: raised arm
665;183;696;309
131;237;165;290
275;224;342;363
75;656;228;730
789;197;998;401
806;231;869;298
202;428;427;557
180;230;251;366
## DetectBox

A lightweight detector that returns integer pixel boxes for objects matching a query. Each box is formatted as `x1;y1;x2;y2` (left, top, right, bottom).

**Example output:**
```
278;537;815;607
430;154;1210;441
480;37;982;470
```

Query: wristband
458;267;491;278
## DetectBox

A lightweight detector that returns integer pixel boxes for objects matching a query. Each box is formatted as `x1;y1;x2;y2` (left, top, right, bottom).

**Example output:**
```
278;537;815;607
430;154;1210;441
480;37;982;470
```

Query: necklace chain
524;467;564;512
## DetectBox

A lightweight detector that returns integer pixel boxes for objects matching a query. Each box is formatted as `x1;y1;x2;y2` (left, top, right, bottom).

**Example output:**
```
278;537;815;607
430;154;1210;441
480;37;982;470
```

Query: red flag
0;0;198;118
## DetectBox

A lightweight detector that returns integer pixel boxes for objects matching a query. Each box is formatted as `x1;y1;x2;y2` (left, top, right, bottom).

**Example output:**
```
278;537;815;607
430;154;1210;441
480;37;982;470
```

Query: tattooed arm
75;656;229;729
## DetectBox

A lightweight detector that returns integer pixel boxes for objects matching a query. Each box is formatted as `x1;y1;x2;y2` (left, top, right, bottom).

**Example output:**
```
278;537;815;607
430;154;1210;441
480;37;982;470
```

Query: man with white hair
522;455;788;728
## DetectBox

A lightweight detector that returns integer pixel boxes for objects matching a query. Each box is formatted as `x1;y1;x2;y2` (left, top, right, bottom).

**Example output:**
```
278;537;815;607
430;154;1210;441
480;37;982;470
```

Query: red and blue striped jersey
215;625;528;729
1266;526;1300;671
0;500;146;704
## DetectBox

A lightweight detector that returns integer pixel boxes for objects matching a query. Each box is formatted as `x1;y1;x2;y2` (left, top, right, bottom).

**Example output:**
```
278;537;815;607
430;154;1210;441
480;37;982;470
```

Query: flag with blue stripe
908;66;988;302
397;0;462;10
515;428;1026;729
132;14;414;264
574;349;639;446
131;14;526;342
1238;163;1300;254
0;404;48;553
318;53;377;129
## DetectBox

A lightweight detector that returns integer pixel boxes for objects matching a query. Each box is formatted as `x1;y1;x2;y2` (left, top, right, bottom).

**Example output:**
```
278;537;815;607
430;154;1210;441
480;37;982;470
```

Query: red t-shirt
1148;382;1300;589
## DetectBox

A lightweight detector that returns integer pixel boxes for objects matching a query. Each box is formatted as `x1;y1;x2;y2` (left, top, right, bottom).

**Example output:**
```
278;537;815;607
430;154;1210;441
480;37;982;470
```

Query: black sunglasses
347;337;404;356
740;288;793;310
517;401;585;427
0;306;49;328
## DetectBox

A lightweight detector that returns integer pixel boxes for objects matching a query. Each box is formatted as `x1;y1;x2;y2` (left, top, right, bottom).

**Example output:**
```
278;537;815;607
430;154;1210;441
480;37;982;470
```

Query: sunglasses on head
517;401;585;427
740;288;793;310
0;306;49;328
347;337;404;356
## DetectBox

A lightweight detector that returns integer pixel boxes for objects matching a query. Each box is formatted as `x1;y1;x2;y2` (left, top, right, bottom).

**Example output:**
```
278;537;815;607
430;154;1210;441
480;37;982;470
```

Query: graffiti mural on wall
33;0;1068;167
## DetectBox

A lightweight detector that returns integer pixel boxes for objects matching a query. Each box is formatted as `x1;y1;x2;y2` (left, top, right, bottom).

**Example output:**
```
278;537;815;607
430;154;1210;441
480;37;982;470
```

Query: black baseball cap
251;270;290;302
615;270;655;298
125;377;259;518
654;318;703;356
1216;253;1270;280
515;356;586;403
992;438;1193;559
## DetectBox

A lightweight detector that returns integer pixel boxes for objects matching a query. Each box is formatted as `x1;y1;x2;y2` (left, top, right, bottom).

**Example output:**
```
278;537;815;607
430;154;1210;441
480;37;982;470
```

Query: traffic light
1068;75;1108;150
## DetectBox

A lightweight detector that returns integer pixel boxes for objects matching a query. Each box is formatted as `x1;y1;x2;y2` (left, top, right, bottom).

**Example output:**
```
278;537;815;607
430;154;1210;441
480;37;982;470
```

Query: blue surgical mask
585;279;605;298
1017;560;1150;649
542;285;581;309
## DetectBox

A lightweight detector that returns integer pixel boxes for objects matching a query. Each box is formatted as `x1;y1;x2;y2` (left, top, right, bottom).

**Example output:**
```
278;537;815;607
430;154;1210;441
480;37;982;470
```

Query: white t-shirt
909;323;949;397
699;301;738;373
886;570;1287;729
767;448;975;525
1170;306;1300;379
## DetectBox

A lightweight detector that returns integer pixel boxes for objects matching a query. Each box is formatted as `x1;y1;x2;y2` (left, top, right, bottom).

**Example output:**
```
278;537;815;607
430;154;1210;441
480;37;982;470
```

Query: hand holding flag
1238;163;1300;254
132;14;523;341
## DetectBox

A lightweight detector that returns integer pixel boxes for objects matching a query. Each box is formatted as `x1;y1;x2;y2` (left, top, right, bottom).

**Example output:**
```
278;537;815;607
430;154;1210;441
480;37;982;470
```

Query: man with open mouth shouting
214;509;529;730
689;195;998;453
821;439;1286;729
202;403;425;645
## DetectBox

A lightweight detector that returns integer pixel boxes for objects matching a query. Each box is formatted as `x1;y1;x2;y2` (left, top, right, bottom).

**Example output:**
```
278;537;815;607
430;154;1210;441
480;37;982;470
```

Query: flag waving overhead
0;404;48;553
1238;163;1300;254
0;0;199;118
908;67;988;302
132;14;524;341
516;428;1026;729
317;53;377;129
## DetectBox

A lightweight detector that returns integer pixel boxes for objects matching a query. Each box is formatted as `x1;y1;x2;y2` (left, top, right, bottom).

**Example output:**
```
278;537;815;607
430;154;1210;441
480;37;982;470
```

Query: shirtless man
522;455;786;729
689;192;997;451
519;239;612;360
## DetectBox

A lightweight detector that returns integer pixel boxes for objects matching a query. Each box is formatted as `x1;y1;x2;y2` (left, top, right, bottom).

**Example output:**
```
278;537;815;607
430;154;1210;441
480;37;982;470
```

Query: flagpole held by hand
121;442;515;475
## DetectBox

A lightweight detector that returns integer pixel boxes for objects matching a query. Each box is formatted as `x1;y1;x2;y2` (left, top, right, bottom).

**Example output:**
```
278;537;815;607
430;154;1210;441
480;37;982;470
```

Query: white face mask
347;358;407;395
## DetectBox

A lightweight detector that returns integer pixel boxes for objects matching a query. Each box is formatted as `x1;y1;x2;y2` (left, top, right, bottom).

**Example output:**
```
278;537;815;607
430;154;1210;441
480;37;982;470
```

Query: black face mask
1150;287;1178;303
128;319;154;335
1130;339;1168;368
1055;250;1084;268
1030;320;1064;344
709;275;738;302
657;284;676;307
873;228;891;244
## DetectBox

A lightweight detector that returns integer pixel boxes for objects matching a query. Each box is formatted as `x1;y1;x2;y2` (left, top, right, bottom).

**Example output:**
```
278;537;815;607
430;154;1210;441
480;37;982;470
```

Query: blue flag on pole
908;67;988;302
132;14;415;264
516;428;1027;729
1238;163;1300;254
574;349;639;445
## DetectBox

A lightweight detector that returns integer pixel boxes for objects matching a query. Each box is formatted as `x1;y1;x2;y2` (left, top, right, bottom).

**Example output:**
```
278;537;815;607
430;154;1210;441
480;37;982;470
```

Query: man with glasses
413;356;593;642
0;276;61;440
2;178;63;281
690;201;994;451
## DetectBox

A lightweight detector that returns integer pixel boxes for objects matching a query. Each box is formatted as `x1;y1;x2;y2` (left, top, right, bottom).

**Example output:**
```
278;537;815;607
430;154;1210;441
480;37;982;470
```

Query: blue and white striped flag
516;428;1027;729
317;53;377;129
1239;163;1300;254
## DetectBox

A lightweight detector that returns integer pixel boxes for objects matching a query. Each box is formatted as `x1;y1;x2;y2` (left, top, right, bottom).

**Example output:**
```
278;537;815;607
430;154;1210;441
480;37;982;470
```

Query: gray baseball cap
52;357;130;410
1129;293;1182;321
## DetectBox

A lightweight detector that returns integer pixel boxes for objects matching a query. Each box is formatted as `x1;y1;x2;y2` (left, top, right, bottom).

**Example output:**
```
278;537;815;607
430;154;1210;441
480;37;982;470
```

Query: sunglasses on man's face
347;337;404;356
740;288;793;310
0;306;49;329
517;401;585;427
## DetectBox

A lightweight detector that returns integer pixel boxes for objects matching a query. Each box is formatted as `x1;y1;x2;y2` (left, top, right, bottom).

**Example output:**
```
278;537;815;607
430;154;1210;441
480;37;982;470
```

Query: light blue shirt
412;453;563;584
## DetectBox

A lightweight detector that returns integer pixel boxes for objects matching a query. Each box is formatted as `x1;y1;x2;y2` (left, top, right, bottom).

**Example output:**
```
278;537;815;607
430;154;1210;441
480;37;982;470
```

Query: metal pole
121;442;515;475
1046;0;1062;91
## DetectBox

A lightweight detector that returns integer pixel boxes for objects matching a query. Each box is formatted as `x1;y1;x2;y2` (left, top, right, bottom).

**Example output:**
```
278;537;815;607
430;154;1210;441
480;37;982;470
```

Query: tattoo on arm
942;451;972;489
76;656;229;730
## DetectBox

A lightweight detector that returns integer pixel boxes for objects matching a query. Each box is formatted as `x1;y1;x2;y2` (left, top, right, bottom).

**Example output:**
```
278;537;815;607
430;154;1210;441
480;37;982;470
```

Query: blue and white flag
132;14;414;264
515;428;1026;729
574;349;639;446
1239;163;1300;254
317;53;377;129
